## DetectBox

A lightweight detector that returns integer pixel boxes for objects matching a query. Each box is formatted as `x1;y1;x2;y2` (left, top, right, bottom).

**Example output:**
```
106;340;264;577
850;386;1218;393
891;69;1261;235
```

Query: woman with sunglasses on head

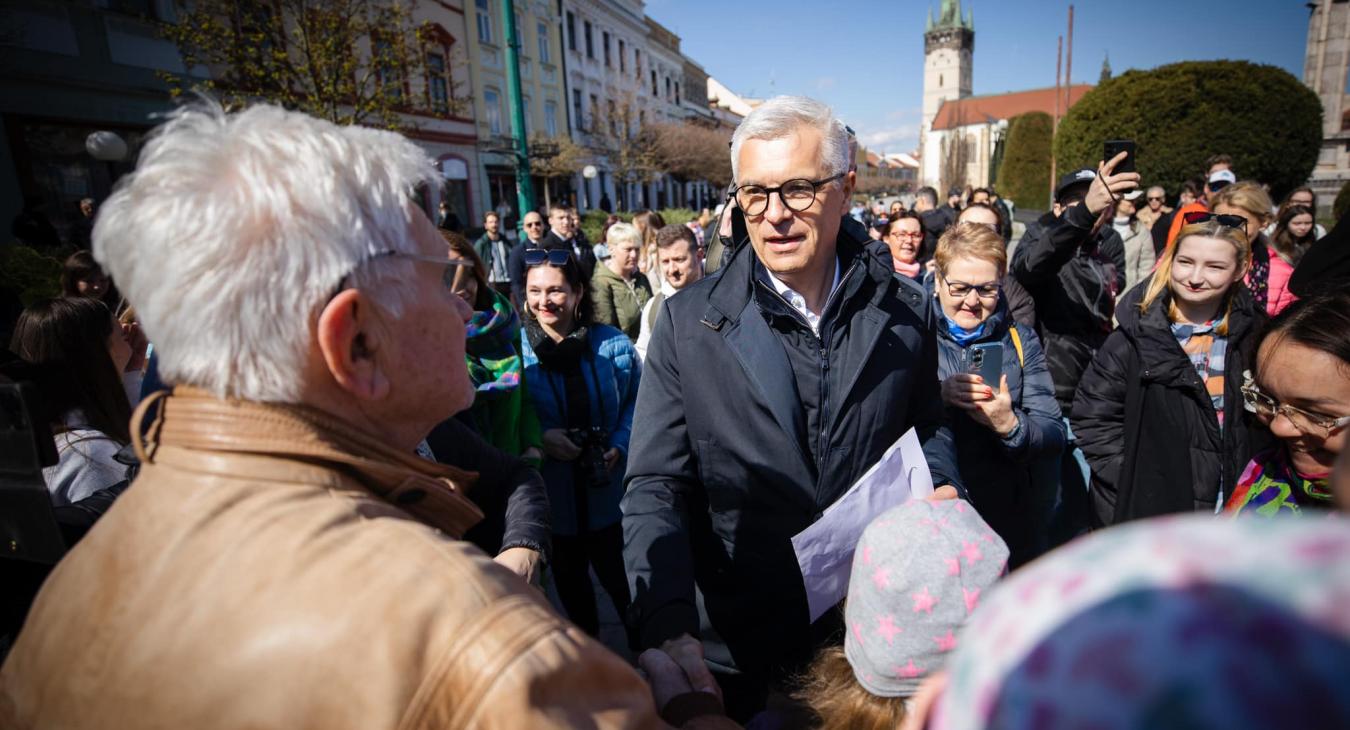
1209;181;1294;316
1224;288;1350;516
1073;220;1270;526
933;223;1065;566
519;248;640;641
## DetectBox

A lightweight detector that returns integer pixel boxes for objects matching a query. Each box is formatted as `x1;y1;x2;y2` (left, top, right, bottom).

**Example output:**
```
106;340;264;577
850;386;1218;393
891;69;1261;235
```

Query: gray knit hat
843;498;1009;697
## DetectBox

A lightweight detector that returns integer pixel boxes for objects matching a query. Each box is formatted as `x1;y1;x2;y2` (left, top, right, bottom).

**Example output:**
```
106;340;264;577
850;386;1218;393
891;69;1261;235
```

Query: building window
674;81;680;105
521;96;530;135
427;52;449;114
603;31;611;66
515;11;524;45
619;39;626;72
639;109;646;127
545;100;558;136
484;87;502;135
475;0;492;44
607;99;617;135
665;76;671;100
651;69;657;96
589;93;599;131
566;11;576;52
572;88;583;131
634;48;641;78
373;38;403;103
537;21;550;62
583;21;593;59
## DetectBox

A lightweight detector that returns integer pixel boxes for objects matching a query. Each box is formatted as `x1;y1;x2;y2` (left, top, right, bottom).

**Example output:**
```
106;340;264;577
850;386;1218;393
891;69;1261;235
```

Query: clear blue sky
648;0;1309;155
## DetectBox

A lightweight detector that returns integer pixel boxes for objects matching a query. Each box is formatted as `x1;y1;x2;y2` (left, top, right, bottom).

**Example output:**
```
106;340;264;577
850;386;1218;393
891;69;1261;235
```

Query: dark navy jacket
933;297;1065;565
621;229;960;682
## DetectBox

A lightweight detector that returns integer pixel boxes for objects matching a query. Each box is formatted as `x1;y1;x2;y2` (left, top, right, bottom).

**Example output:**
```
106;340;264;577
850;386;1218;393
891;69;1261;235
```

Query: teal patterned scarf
465;289;522;393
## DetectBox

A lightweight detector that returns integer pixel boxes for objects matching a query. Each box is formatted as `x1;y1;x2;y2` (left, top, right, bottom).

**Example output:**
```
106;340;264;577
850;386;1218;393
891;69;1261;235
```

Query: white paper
791;428;934;622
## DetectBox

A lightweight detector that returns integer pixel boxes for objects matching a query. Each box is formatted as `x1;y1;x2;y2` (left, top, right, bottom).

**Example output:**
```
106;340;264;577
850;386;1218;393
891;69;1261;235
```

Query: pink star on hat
877;614;902;645
872;567;891;590
934;630;957;652
961;540;984;564
963;587;981;613
912;586;937;614
944;556;961;576
896;660;922;678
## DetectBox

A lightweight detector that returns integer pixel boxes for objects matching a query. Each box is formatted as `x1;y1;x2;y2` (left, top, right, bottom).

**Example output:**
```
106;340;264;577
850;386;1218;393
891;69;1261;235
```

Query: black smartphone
1104;140;1136;174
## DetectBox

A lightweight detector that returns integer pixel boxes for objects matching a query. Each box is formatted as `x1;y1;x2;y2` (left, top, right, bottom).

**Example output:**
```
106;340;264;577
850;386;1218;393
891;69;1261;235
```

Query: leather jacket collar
132;388;485;538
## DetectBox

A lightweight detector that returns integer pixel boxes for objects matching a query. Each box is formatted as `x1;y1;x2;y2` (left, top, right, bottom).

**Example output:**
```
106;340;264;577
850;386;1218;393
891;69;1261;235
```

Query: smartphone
968;343;1003;387
1104;140;1136;174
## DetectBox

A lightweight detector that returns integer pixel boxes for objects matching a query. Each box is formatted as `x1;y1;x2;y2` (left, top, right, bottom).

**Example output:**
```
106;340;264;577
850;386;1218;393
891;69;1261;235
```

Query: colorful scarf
1170;319;1226;428
1222;448;1333;517
465;289;522;393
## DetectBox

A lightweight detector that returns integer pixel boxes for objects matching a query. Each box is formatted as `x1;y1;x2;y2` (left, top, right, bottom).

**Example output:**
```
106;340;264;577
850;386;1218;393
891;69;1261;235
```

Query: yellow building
463;0;568;224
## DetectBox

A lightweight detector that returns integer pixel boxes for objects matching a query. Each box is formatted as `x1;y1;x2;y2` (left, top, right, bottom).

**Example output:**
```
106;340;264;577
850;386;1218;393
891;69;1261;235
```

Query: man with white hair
623;95;961;720
0;103;730;729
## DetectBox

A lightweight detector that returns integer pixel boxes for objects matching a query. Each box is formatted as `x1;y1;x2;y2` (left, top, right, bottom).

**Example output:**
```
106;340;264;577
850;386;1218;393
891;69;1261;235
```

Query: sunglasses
1147;196;1165;202
1182;211;1247;229
523;248;572;267
523;220;545;227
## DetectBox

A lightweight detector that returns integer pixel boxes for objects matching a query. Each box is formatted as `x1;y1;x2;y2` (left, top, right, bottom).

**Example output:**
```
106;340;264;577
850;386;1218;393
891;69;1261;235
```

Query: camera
567;426;611;489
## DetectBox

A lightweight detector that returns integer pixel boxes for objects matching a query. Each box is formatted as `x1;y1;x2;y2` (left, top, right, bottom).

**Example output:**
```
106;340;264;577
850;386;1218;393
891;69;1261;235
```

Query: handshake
637;634;729;727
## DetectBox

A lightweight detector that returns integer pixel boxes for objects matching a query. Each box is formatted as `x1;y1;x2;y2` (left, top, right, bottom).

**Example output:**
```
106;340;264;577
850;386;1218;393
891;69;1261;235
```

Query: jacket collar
132;388;485;538
934;296;1010;345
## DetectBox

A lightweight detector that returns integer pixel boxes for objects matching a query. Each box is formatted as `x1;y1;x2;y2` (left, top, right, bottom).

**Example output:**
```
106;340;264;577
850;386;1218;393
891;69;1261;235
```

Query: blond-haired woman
1073;219;1271;525
1210;181;1294;316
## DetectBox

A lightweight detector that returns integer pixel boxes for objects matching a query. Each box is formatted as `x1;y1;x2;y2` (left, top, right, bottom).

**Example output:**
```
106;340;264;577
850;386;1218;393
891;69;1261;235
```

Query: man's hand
928;485;960;501
494;547;542;584
1085;151;1141;215
541;429;582;461
656;634;721;701
603;447;622;473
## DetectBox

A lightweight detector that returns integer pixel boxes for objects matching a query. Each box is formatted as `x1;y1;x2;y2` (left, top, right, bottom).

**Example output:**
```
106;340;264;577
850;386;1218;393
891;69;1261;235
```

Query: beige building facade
1304;0;1350;217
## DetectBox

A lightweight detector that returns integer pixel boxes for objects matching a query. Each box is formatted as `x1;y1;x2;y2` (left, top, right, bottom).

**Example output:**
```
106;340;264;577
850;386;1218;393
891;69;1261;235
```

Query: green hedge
0;243;62;305
996;111;1053;210
1054;60;1321;202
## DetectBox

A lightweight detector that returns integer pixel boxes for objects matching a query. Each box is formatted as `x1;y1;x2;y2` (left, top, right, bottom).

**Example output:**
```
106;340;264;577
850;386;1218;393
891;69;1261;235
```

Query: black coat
1012;203;1126;417
1071;285;1271;526
621;229;961;681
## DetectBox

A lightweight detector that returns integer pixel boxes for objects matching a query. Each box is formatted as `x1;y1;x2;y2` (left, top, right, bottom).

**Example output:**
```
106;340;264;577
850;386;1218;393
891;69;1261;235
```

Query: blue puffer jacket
934;296;1066;565
521;323;640;535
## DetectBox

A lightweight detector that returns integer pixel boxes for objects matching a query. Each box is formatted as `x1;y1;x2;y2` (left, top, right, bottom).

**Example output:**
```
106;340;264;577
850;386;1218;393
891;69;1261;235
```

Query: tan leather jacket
0;390;666;729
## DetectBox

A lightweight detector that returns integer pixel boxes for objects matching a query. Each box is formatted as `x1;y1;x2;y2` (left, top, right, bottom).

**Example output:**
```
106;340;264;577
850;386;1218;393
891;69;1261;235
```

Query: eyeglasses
887;230;924;240
523;248;573;267
942;279;1001;300
733;173;845;217
1147;196;1165;202
523;220;545;228
1183;211;1247;230
333;250;473;297
1241;376;1350;436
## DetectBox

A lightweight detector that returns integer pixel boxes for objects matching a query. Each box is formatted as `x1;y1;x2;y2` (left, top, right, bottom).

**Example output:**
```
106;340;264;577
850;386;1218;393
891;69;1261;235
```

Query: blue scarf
943;313;986;346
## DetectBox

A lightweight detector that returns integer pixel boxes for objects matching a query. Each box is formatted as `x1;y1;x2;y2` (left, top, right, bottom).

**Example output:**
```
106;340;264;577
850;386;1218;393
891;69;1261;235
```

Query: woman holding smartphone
1073;218;1270;526
933;223;1065;567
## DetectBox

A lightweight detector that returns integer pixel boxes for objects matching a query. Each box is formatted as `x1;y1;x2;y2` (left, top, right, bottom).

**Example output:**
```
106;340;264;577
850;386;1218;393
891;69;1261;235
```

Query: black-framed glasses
733;173;845;217
1241;375;1350;436
1183;211;1247;230
523;248;573;267
942;278;1001;300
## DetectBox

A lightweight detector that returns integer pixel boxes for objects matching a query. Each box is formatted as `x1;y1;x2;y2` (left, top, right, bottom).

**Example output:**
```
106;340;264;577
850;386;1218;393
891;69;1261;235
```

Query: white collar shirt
762;257;841;335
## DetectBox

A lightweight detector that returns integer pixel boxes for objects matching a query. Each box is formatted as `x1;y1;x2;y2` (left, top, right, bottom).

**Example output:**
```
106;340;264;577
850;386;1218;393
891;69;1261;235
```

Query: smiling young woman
1072;220;1272;525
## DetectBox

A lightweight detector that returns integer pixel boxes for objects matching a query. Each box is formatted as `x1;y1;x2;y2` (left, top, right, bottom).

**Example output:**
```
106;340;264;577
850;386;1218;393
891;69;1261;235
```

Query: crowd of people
2;94;1349;730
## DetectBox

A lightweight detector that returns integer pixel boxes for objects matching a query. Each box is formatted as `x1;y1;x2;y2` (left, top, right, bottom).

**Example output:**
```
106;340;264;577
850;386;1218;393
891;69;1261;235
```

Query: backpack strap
647;292;666;331
1009;323;1025;367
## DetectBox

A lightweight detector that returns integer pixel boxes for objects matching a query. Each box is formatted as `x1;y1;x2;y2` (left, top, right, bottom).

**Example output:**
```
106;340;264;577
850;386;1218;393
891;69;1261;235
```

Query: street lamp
582;165;598;211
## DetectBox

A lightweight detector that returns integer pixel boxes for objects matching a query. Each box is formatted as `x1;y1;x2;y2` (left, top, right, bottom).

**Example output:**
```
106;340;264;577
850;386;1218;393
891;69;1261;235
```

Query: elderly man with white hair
0;103;734;730
622;95;962;720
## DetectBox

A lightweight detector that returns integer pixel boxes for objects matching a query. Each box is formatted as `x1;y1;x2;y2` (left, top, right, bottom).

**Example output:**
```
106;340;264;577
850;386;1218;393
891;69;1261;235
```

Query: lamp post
582;164;597;211
500;0;534;232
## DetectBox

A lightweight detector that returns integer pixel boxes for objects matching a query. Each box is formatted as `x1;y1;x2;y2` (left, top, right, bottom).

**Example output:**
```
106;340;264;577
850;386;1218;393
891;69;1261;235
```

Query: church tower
921;0;974;171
